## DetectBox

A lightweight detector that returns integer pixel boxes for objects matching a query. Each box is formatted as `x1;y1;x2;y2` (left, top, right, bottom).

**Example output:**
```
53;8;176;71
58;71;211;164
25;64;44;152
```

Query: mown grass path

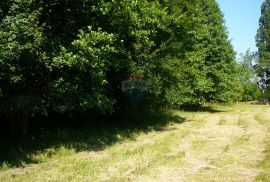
1;104;270;181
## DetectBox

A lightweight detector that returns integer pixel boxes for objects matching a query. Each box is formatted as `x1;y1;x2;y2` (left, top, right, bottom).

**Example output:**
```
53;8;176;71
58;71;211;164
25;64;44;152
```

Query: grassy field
0;104;270;181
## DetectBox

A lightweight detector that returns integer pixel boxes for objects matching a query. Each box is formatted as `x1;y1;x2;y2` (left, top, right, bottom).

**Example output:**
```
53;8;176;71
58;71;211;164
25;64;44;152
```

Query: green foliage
0;0;240;121
238;49;261;101
162;0;239;106
256;0;270;101
50;27;116;113
0;2;48;115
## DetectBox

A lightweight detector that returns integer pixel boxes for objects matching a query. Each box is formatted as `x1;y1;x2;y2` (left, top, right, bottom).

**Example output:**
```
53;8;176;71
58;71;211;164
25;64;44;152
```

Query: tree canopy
256;0;270;102
0;0;240;134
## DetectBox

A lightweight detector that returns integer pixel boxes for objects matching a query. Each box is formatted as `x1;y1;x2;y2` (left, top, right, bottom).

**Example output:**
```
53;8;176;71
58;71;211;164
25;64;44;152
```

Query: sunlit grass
255;110;270;182
0;104;269;181
256;136;270;182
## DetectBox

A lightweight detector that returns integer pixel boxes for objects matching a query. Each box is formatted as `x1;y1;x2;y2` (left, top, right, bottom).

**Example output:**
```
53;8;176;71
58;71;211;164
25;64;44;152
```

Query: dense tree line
0;0;240;134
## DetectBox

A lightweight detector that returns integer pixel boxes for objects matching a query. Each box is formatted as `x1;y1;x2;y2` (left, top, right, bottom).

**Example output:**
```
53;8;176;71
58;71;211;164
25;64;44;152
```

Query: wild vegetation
0;0;242;135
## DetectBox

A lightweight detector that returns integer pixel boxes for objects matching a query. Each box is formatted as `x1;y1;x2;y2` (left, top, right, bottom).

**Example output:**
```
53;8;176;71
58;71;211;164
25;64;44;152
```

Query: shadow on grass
180;106;227;113
0;111;186;170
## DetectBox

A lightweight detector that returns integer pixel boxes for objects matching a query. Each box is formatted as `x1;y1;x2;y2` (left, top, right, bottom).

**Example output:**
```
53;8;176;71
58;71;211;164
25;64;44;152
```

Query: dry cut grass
0;104;269;181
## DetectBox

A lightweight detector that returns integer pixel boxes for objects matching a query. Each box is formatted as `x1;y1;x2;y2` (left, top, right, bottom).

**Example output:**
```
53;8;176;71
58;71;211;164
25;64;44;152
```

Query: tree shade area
0;0;262;135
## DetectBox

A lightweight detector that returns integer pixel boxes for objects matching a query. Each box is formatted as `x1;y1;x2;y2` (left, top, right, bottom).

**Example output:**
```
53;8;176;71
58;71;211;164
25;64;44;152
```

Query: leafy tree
92;0;173;109
0;0;48;134
238;49;261;101
256;0;270;102
0;0;242;134
163;0;213;107
50;27;117;114
162;0;239;106
199;0;240;103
